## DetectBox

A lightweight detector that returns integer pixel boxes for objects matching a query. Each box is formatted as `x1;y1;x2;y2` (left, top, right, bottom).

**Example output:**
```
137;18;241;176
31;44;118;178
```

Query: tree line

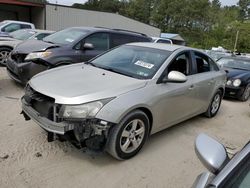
72;0;250;52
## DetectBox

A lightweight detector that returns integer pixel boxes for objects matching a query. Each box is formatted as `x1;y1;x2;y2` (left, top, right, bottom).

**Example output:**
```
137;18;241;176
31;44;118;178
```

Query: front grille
24;85;57;121
11;53;27;63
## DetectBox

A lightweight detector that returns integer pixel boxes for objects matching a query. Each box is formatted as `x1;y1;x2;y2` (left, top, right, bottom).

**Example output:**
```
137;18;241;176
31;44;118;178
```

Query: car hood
13;39;60;54
29;63;147;104
224;68;250;81
0;37;20;42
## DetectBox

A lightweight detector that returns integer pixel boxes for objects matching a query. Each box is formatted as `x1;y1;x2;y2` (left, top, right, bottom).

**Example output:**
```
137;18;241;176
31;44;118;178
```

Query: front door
75;32;110;62
152;51;197;131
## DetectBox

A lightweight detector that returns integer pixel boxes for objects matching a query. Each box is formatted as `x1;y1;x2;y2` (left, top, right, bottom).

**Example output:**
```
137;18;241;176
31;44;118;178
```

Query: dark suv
6;27;151;84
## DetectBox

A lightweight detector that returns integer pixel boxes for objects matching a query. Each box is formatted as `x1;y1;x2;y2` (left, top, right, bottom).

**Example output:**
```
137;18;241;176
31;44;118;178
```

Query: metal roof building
0;0;160;36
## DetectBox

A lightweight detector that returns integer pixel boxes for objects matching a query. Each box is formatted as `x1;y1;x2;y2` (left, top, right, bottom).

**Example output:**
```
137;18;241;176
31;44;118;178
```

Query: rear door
190;51;220;112
110;33;149;48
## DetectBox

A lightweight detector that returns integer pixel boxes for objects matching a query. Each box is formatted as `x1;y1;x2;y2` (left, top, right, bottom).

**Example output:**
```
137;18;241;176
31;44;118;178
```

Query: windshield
9;30;36;40
90;45;171;79
43;28;88;45
217;58;250;71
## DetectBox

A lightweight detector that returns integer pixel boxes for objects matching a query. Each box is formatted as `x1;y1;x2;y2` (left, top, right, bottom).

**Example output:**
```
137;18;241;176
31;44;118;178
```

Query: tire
239;84;250;102
106;110;150;160
205;90;222;118
0;47;12;66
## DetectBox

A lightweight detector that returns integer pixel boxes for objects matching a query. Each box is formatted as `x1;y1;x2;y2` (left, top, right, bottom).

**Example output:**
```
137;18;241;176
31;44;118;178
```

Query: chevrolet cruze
21;43;226;160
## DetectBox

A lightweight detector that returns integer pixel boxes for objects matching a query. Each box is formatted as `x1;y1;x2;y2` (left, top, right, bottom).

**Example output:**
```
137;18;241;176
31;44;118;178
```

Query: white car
0;20;35;36
152;37;173;45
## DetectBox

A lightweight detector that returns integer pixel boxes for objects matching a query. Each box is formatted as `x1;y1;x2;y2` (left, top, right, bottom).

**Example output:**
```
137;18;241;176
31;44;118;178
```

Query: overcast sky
48;0;239;6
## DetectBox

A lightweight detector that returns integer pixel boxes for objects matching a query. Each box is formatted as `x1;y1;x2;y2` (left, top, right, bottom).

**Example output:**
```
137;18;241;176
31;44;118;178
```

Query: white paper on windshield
135;60;154;69
65;38;74;43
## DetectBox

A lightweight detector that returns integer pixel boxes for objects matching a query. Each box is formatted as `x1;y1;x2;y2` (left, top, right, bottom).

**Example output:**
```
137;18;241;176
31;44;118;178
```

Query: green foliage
72;0;250;52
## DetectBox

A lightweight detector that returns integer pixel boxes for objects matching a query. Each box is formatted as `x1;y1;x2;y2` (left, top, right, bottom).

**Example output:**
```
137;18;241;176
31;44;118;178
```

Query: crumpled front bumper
6;58;48;84
21;97;74;135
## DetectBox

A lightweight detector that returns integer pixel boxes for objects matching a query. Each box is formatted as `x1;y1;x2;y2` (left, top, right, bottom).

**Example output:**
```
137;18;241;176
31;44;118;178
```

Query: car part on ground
21;43;226;160
217;56;250;101
6;27;151;84
192;133;250;188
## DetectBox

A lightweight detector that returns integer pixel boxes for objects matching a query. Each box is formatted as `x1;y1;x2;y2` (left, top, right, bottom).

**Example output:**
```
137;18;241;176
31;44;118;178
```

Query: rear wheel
106;110;150;160
239;84;250;102
0;47;11;66
205;90;222;118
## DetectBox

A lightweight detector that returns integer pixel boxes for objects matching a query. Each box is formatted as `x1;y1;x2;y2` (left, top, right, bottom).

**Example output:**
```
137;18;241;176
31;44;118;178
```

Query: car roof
65;27;149;38
12;29;54;34
127;42;189;52
2;20;34;25
219;55;250;61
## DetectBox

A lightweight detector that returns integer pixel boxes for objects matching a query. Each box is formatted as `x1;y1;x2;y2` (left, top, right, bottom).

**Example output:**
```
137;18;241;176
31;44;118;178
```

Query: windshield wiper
43;40;54;44
99;66;137;78
85;61;97;67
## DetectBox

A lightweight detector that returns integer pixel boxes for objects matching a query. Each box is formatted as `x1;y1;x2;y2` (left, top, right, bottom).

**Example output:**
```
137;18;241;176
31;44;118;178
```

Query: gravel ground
0;66;249;188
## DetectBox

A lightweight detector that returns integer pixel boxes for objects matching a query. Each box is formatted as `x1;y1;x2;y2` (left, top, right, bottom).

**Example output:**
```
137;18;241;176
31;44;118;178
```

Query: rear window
110;33;150;48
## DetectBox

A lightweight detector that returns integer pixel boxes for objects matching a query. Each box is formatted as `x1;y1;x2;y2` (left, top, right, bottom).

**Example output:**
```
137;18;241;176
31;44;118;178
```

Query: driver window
220;155;250;188
168;53;190;75
84;33;109;51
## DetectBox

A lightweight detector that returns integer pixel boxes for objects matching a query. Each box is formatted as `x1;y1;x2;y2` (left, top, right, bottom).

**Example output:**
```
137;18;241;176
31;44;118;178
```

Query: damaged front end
21;85;114;151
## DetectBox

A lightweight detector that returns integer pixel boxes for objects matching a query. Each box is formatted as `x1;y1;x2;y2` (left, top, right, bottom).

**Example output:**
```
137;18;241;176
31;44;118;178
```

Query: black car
6;27;151;84
217;56;250;101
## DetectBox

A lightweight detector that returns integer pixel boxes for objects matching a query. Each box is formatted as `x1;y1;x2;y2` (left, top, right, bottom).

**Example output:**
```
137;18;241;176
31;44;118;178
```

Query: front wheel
205;90;222;118
0;47;11;66
106;110;150;160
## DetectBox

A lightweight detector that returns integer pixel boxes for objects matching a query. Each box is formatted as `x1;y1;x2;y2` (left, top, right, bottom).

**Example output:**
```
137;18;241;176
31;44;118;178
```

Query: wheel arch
116;106;153;136
0;45;13;50
218;87;225;97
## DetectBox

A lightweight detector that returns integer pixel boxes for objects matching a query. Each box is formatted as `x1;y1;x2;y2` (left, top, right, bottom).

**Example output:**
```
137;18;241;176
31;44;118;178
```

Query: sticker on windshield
135;60;154;69
65;38;74;43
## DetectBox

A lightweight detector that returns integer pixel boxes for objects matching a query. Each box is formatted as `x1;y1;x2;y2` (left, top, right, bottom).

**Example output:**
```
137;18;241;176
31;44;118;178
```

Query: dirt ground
0;66;249;188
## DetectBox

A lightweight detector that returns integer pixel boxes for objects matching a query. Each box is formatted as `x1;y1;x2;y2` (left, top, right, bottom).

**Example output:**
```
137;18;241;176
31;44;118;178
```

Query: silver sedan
21;43;226;160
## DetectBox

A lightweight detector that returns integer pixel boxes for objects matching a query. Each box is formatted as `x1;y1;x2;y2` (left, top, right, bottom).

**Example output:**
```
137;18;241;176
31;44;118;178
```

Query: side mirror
195;134;229;174
83;43;94;50
162;71;187;83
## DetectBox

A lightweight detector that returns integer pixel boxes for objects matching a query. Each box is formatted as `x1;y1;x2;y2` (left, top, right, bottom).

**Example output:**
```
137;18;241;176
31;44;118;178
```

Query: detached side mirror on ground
195;133;229;174
162;71;187;83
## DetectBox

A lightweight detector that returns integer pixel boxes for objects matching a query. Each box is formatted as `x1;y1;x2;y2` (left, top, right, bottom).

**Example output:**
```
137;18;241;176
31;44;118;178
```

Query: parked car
21;43;226;160
0;20;35;37
192;133;250;188
217;56;250;101
206;50;232;61
6;27;151;84
151;37;173;45
0;29;54;65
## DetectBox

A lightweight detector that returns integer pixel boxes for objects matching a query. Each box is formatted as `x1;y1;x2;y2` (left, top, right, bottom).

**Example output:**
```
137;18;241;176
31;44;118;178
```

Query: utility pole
233;30;239;53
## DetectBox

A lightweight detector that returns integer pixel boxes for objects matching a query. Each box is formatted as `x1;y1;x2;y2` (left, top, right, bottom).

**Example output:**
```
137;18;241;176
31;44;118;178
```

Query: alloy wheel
211;94;221;114
120;119;145;153
0;50;10;65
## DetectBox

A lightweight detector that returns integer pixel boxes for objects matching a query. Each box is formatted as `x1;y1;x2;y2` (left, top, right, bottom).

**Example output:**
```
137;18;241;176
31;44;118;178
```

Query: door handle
189;85;194;90
208;79;215;85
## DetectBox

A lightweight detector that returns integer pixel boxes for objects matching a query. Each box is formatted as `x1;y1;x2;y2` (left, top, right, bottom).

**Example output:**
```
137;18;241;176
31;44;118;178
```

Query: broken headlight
60;98;114;119
25;51;52;61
